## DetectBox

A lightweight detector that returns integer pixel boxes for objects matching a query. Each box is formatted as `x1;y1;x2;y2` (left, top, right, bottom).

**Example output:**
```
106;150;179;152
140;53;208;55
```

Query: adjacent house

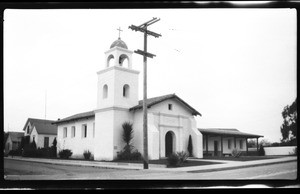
4;131;24;154
22;118;57;148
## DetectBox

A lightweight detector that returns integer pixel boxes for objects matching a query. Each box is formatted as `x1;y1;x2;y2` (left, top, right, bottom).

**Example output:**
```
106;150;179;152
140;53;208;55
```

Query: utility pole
129;18;161;169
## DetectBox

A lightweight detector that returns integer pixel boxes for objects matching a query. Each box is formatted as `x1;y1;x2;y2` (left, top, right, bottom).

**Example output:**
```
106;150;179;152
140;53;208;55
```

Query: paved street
4;158;297;180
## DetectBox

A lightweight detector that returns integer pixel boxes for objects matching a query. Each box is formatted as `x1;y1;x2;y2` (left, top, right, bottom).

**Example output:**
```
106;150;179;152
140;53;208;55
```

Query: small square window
168;104;173;110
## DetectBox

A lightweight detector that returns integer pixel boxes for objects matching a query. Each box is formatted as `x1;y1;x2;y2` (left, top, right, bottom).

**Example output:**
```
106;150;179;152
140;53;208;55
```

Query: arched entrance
165;131;175;157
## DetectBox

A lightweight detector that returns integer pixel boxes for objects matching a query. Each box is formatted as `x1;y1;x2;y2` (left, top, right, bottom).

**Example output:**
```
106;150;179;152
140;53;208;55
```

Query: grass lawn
113;158;223;167
202;155;285;162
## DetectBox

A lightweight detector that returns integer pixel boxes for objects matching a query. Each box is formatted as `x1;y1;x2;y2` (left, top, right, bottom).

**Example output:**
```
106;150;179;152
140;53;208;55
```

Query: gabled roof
22;118;57;135
52;111;95;125
129;93;201;116
198;128;263;138
7;132;24;142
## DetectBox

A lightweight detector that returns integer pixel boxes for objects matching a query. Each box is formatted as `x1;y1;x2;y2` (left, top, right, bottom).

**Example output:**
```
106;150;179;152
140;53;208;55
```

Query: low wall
264;146;297;156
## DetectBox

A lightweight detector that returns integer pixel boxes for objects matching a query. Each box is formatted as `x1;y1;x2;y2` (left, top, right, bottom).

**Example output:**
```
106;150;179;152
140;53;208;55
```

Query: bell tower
94;30;140;161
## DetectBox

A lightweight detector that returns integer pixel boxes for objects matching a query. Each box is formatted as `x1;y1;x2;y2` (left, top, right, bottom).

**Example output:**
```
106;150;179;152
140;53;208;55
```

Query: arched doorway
165;131;175;157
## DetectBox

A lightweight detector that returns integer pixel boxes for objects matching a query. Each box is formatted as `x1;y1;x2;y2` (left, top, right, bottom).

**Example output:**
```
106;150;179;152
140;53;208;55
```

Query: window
71;126;76;138
33;135;35;142
203;138;206;149
168;104;173;110
240;140;243;149
93;123;95;138
228;139;231;149
123;84;129;98
44;137;49;148
63;127;67;138
103;84;108;99
82;124;87;138
27;126;30;134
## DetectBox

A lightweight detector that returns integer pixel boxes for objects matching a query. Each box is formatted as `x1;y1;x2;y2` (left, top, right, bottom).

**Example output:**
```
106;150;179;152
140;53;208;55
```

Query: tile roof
52;94;201;125
22;118;57;135
129;93;201;116
52;111;95;125
198;128;263;138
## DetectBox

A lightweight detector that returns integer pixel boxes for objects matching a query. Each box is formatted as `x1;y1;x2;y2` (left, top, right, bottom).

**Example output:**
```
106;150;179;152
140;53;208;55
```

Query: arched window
103;84;108;99
123;84;130;98
107;54;115;67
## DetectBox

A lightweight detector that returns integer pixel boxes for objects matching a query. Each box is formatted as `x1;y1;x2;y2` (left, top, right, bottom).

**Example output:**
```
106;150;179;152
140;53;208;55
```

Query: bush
117;148;142;161
177;151;189;163
167;151;189;167
258;145;265;156
36;147;52;158
22;146;38;157
58;149;73;159
83;150;92;160
8;149;22;157
167;153;180;167
231;148;242;158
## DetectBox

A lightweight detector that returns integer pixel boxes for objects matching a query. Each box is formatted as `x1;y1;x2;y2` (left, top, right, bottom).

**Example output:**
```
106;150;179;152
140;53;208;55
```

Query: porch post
220;135;223;157
234;136;236;148
256;137;259;153
206;135;208;155
246;138;248;156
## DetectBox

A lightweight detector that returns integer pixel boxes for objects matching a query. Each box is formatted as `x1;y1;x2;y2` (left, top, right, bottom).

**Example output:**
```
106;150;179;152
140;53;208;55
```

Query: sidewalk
5;156;297;172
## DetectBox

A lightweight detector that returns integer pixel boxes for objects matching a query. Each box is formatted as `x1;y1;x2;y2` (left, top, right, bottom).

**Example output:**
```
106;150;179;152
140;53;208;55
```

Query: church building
53;34;263;161
53;36;203;161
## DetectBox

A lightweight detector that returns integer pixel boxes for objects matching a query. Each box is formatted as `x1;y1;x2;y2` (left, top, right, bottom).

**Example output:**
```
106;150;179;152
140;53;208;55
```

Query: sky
4;8;296;143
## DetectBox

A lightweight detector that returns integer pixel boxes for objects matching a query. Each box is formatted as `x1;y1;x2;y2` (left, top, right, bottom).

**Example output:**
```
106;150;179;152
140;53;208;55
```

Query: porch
199;128;263;157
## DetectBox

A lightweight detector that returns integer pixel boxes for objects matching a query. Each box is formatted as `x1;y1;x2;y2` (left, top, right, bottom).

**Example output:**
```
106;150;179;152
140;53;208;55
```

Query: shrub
22;146;38;157
8;149;22;157
117;148;142;161
58;149;73;159
83;150;92;160
177;151;189;163
231;148;242;158
258;145;265;156
167;153;181;167
167;151;189;167
36;147;52;158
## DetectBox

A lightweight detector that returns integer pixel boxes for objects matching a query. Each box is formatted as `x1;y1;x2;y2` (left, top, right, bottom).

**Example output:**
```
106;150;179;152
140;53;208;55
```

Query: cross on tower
117;27;123;39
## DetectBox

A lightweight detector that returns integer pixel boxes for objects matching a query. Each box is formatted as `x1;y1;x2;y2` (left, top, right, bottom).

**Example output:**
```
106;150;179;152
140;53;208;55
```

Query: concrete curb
4;156;297;172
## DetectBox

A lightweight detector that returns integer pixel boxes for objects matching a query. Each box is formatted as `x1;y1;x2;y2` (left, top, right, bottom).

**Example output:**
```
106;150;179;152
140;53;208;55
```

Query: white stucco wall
57;118;95;158
264;146;297;156
132;98;203;159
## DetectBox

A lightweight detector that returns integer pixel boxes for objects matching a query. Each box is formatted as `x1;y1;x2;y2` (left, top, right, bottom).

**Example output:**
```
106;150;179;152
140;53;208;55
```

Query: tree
187;135;193;157
122;122;134;148
51;137;57;158
280;98;297;144
259;138;272;147
52;137;57;147
117;122;142;161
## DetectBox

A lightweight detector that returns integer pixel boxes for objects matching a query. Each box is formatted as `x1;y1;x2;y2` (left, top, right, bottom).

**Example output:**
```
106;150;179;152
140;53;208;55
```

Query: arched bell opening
119;54;129;68
107;54;115;67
